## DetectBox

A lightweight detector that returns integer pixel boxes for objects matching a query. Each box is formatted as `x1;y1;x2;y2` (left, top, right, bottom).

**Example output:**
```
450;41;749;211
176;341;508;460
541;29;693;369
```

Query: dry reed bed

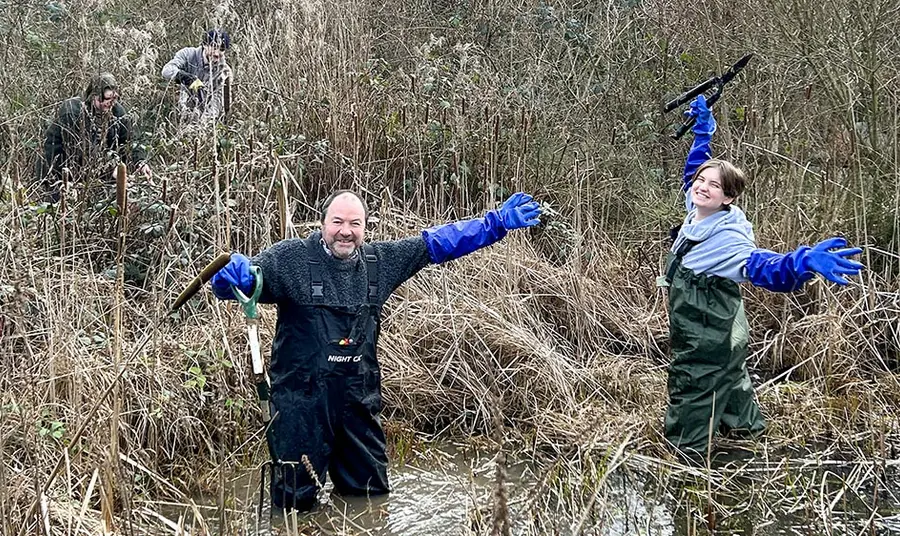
3;202;898;533
1;0;900;531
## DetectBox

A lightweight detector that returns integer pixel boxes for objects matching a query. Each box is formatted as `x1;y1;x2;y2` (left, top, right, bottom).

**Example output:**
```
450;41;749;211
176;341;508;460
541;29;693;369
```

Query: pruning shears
665;53;754;139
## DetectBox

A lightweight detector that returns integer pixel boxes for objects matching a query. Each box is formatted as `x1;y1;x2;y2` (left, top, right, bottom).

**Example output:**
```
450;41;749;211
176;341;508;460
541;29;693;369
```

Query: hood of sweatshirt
671;204;756;283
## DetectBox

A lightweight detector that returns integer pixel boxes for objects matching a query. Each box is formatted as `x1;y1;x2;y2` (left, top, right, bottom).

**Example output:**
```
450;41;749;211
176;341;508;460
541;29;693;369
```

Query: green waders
661;241;765;455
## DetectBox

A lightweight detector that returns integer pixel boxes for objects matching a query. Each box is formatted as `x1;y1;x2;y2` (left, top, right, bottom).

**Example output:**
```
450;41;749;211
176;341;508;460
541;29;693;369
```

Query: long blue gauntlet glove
682;95;717;190
422;192;541;264
797;237;864;284
746;237;864;292
210;253;256;300
498;192;542;229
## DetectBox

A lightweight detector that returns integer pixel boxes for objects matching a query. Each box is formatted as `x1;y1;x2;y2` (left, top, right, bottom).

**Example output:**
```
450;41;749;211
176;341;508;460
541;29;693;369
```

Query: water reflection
154;441;899;535
260;443;522;535
256;442;679;535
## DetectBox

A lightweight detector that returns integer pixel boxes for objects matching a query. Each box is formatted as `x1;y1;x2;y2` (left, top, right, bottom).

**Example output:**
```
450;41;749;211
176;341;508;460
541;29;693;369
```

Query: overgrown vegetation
1;0;898;533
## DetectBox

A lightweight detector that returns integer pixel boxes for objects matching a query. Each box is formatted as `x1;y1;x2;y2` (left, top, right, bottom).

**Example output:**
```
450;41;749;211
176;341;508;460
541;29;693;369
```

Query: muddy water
242;442;556;535
230;442;679;535
156;442;900;535
280;445;520;535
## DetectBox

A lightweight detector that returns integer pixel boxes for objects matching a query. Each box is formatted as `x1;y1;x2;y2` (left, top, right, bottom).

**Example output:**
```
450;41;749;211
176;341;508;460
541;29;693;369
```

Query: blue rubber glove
498;192;542;230
681;96;716;191
797;237;864;284
422;192;542;264
686;95;717;136
746;237;864;292
210;253;256;300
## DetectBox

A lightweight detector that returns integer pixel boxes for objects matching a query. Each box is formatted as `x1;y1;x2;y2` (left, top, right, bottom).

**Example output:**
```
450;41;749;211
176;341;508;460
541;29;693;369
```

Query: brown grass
0;0;899;532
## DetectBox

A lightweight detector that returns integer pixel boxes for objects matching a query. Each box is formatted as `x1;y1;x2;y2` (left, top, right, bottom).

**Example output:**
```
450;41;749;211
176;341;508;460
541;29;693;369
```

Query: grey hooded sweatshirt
161;47;230;121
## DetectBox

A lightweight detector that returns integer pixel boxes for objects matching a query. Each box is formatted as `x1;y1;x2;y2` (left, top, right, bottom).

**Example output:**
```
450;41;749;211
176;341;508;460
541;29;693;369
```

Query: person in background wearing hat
36;72;151;202
162;29;232;124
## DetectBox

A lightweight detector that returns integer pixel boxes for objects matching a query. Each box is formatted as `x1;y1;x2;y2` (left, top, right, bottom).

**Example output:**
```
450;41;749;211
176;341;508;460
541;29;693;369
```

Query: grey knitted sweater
252;231;431;307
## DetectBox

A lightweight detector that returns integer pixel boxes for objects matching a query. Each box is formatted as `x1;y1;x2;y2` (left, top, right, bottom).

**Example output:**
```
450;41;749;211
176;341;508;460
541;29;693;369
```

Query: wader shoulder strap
306;237;324;302
362;244;378;302
665;238;700;284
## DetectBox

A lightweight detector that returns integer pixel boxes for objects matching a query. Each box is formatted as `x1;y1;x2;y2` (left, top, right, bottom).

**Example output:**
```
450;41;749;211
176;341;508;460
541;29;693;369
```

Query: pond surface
147;441;900;535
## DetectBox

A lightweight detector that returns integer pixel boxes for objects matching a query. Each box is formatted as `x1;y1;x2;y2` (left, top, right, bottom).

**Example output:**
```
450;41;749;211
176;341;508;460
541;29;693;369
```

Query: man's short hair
318;190;368;223
203;29;231;50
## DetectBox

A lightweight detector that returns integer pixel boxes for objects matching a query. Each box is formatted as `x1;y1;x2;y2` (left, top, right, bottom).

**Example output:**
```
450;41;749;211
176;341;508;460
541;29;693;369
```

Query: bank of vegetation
1;0;898;532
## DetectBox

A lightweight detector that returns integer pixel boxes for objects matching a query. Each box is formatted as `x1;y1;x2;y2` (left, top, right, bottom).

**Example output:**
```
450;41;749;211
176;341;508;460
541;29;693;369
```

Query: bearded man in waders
209;190;541;510
662;96;865;459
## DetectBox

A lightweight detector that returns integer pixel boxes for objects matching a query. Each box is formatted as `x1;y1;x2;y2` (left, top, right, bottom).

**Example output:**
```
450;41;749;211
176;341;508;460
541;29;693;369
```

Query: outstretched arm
210;253;256;300
422;192;541;264
745;237;864;292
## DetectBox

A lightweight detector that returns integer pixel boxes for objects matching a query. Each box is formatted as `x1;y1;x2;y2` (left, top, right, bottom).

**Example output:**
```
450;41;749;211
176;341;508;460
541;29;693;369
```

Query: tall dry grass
1;0;899;532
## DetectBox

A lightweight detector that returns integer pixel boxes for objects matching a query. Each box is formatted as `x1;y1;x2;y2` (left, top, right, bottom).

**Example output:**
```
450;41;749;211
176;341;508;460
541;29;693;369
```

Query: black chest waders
660;239;765;458
266;242;389;513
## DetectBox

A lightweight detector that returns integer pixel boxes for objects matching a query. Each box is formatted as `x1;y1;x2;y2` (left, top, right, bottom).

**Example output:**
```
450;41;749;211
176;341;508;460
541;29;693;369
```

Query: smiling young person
661;96;865;459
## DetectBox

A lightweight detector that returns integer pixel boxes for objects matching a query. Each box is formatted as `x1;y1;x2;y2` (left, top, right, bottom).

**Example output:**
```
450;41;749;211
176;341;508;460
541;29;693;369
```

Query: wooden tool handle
171;252;232;312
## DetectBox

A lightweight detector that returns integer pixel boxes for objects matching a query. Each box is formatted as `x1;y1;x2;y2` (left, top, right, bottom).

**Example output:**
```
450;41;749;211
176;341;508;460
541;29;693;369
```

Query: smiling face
322;193;366;259
690;165;734;219
91;88;119;115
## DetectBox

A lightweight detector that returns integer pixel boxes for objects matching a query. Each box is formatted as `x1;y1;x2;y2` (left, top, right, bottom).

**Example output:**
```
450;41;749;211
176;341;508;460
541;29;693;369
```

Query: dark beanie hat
203;29;231;50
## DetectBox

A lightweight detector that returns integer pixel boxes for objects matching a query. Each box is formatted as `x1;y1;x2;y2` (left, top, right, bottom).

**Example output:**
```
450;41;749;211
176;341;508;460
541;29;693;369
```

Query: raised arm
745;237;864;292
681;96;716;209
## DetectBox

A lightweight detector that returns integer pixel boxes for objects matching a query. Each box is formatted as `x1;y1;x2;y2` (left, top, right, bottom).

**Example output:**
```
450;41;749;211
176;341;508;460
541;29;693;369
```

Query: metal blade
718;53;754;85
171;252;232;312
663;77;717;113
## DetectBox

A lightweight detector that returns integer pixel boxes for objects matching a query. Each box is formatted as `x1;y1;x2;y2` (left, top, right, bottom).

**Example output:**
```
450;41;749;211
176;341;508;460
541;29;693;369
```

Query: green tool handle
233;266;263;319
